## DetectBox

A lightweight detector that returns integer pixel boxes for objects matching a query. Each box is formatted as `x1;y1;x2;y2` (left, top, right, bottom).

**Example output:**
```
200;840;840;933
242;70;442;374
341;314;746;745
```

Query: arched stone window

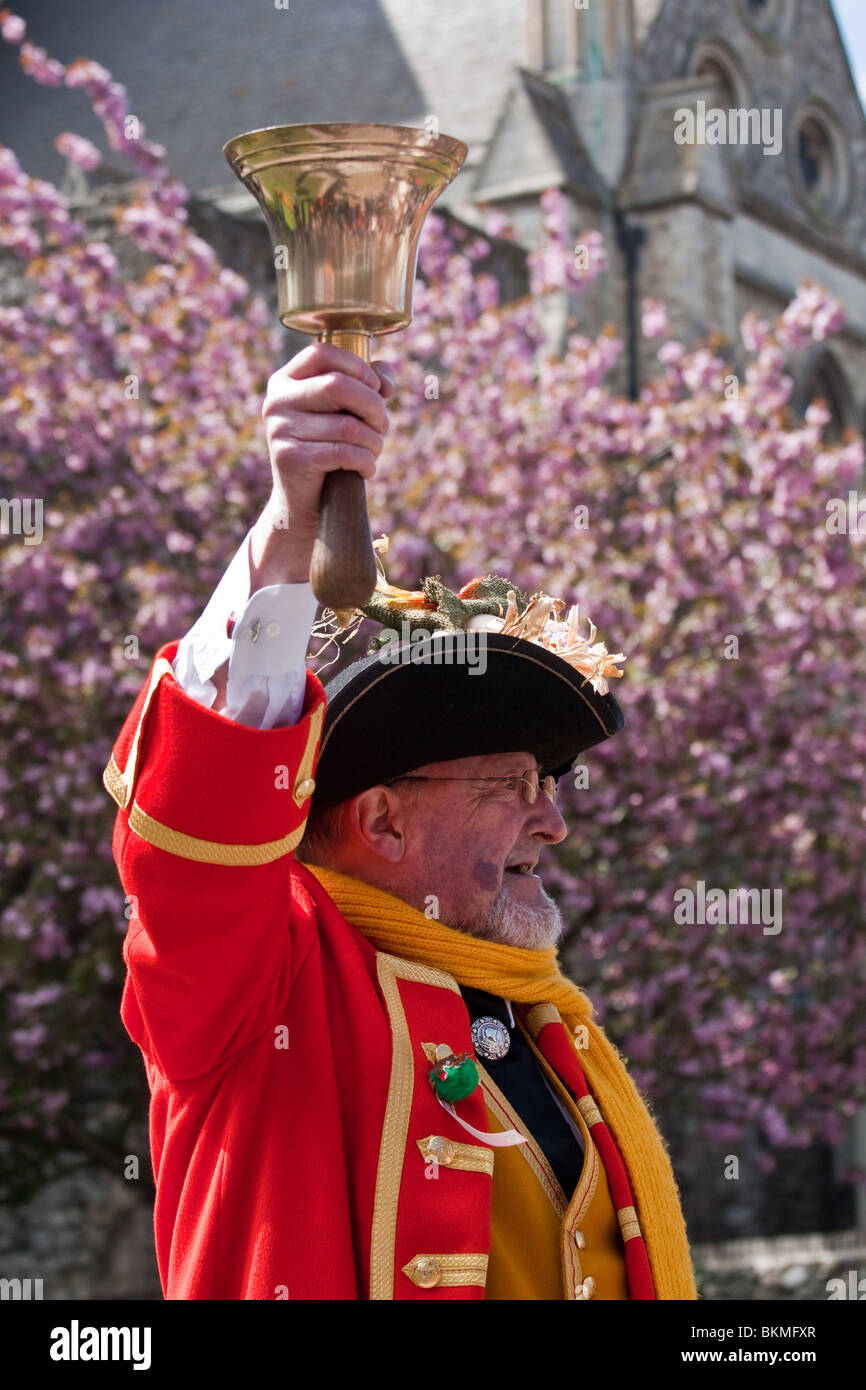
695;57;737;111
798;349;852;442
789;103;850;221
688;37;751;114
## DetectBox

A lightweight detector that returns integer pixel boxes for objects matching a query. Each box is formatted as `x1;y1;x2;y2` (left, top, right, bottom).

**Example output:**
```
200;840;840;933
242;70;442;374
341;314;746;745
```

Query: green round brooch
428;1049;479;1102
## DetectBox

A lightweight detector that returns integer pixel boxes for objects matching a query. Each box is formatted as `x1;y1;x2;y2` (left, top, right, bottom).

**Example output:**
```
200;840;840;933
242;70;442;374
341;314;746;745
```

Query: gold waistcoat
482;1021;628;1301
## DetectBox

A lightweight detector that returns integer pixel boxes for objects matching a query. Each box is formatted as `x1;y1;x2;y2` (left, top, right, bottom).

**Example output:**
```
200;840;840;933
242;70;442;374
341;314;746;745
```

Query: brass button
265;621;281;637
409;1257;441;1289
574;1229;586;1250
576;1275;596;1300
426;1136;456;1165
295;777;316;800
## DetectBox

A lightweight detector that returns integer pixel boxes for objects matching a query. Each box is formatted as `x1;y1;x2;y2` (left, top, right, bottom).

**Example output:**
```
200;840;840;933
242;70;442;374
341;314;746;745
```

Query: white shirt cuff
172;528;319;729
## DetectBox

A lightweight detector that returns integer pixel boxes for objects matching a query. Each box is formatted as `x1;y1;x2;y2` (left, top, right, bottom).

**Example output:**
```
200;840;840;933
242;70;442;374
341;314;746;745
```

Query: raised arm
175;341;395;729
103;343;394;1081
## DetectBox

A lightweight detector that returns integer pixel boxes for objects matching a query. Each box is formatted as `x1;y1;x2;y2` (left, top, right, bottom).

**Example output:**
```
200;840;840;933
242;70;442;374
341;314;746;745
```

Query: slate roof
0;0;426;190
472;68;606;206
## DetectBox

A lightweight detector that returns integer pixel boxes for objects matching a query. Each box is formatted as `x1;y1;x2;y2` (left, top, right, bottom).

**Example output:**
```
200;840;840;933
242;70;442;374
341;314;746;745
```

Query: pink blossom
777;282;846;350
657;340;684;364
480;208;512;238
642;297;670;339
740;310;770;352
13;983;65;1011
64;58;112;90
54;131;102;171
0;10;25;43
18;40;64;85
39;1091;69;1117
1;17;864;1182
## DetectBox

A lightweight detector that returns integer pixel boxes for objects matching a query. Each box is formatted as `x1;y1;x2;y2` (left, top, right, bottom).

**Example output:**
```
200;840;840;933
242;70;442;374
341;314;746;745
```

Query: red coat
106;641;658;1300
105;641;501;1299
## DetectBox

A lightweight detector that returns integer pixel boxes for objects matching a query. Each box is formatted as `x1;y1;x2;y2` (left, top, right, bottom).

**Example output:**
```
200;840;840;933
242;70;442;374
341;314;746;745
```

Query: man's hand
250;341;396;590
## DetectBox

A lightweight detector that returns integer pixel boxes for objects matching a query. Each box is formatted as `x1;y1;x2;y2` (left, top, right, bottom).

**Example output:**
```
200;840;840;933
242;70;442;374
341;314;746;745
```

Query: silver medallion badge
471;1015;511;1060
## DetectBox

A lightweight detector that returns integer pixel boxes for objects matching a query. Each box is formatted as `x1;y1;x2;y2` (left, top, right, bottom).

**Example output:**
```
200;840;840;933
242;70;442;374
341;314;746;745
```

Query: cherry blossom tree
1;10;864;1204
369;197;866;1172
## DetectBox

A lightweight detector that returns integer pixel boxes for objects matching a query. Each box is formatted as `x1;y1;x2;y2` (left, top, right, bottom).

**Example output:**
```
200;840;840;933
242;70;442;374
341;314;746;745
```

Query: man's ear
349;785;408;864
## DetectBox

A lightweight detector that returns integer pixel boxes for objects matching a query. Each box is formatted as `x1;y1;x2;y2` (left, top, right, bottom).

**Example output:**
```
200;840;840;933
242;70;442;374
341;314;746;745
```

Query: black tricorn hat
309;630;624;814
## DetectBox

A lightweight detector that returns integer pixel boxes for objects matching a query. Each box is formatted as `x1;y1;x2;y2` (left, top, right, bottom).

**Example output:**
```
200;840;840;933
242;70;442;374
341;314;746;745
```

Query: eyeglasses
387;769;558;807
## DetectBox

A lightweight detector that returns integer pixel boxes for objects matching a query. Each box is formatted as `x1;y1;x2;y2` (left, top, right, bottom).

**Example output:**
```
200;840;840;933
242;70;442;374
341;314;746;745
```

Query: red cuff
104;640;326;864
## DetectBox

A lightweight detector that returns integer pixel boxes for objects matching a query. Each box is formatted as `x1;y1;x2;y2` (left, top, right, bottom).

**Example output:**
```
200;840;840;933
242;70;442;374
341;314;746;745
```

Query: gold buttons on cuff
576;1275;596;1300
574;1229;586;1250
407;1256;441;1289
294;777;316;801
425;1136;456;1165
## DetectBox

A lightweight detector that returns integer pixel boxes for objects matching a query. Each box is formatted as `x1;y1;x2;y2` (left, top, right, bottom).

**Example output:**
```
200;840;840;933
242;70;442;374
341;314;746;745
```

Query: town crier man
103;342;697;1301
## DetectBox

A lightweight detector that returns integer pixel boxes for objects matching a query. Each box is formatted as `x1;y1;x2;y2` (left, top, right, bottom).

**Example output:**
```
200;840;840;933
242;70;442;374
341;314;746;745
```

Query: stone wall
0;1164;160;1301
694;1228;866;1301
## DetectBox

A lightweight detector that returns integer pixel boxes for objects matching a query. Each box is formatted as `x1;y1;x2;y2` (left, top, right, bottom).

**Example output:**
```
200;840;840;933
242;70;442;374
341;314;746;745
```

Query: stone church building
3;0;866;430
1;0;864;1292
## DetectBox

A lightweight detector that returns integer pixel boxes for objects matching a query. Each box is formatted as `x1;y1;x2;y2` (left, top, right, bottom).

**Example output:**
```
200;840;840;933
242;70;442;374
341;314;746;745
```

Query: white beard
450;881;564;949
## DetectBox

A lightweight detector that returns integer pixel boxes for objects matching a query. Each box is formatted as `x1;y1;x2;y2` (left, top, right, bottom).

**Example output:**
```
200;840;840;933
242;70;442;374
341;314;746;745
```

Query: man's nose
529;794;568;845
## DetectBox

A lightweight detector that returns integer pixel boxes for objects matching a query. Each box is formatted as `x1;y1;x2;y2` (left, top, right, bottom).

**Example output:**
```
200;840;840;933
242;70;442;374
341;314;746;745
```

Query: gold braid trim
577;1095;604;1129
370;955;461;1300
103;681;326;866
617;1205;643;1243
103;756;128;809
523;1002;561;1039
105;759;306;864
402;1253;488;1288
292;704;324;805
416;1136;495;1176
127;801;307;865
116;657;175;808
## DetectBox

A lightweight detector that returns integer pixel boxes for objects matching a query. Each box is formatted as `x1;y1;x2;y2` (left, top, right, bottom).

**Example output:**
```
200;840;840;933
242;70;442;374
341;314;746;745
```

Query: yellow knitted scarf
306;863;697;1301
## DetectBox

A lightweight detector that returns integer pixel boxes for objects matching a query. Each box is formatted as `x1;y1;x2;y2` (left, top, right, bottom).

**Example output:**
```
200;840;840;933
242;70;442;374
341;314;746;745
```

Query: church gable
633;0;866;259
472;68;605;205
617;75;738;216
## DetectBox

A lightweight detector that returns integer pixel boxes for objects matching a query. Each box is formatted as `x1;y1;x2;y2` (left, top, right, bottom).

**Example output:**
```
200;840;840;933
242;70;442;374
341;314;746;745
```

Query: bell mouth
223;121;468;339
223;122;468;184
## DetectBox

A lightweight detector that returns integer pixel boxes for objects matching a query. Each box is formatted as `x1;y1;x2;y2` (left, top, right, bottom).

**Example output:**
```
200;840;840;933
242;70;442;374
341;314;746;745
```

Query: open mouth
505;862;538;876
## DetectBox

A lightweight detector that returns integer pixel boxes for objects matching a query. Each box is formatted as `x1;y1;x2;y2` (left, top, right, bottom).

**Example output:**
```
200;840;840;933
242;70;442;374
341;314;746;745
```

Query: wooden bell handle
309;329;379;615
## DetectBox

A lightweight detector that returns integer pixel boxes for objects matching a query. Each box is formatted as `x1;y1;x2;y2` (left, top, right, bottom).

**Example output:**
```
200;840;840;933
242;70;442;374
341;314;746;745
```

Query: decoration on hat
310;537;626;695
